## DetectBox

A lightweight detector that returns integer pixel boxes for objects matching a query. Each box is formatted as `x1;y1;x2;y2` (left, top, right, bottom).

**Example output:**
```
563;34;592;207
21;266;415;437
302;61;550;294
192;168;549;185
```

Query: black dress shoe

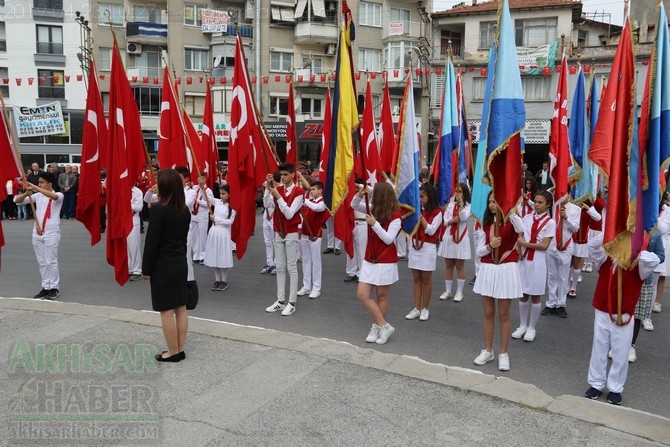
161;350;186;360
155;352;183;362
323;248;334;254
343;275;358;283
333;248;341;255
541;306;557;316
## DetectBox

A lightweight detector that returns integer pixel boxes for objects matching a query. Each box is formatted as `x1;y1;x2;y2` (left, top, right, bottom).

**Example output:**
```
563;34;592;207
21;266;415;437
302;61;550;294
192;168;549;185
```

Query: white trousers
300;236;322;291
325;217;342;249
127;222;142;274
263;218;275;267
346;222;368;276
33;231;60;290
274;232;299;303
190;217;209;261
587;309;634;394
546;248;572;308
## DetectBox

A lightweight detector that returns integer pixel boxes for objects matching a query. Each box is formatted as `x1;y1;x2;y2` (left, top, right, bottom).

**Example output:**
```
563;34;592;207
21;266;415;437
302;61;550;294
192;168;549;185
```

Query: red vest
589;197;605;231
302;197;327;238
415;208;442;244
592;259;643;319
273;184;304;235
573;208;592;244
365;211;402;264
480;222;520;264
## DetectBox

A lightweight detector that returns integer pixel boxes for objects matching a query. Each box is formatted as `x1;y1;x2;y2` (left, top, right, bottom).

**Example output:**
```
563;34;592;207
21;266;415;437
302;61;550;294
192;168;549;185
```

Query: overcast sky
432;0;626;26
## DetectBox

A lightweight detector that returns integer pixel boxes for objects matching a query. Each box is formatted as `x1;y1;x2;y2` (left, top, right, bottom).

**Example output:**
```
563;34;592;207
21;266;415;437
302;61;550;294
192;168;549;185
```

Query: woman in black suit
142;169;191;362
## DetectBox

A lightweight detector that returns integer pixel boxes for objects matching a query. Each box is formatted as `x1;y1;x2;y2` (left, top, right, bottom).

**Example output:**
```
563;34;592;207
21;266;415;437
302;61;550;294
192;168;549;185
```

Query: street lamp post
75;11;93;88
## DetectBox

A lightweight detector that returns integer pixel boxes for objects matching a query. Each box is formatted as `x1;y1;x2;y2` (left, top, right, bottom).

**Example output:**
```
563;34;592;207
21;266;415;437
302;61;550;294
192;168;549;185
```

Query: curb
1;297;668;445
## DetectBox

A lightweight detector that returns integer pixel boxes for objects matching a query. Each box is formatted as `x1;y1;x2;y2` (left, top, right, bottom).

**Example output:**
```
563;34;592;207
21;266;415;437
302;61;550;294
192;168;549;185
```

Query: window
132;87;162;116
357;48;381;72
269;95;289;116
134;5;162;23
521;76;551;101
356;94;382;115
301;56;323;74
441;30;462;57
36;25;63;54
0;67;8;98
34;0;61;9
0;22;5;52
184;4;205;26
515;17;557;47
359;2;381;27
99;47;126;71
386;41;417;69
97;3;125;26
212;88;232;114
301;97;322;118
184;94;206;117
37;69;65;99
133;50;161;78
577;30;588;48
185;49;209;71
390;8;410;34
479;21;496;49
271;5;295;24
270;52;293;72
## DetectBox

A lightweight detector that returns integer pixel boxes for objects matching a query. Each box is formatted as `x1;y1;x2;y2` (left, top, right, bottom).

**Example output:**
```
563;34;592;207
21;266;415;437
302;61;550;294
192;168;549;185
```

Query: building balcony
293;68;331;86
294;21;338;44
126;22;168;46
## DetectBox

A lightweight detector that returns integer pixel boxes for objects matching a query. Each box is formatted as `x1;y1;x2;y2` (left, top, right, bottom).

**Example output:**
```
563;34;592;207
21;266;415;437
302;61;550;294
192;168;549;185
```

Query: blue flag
396;75;421;236
437;57;460;207
471;44;496;222
570;67;597;202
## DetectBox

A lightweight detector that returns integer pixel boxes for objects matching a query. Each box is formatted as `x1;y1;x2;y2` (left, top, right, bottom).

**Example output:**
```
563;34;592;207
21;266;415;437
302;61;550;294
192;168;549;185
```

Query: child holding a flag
352;182;402;345
204;184;236;292
406;183;443;321
296;171;328;299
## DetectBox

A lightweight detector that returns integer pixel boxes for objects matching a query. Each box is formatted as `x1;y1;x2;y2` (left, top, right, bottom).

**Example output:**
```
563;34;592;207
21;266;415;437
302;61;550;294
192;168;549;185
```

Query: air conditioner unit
325;43;336;56
127;43;142;55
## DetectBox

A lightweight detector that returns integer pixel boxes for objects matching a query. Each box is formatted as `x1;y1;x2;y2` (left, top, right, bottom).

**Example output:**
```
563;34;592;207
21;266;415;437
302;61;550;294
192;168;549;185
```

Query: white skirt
408;242;437;271
359;260;399;286
437;234;472;260
662;235;670;276
573;242;588;258
473;262;523;299
204;226;234;268
518;254;547;296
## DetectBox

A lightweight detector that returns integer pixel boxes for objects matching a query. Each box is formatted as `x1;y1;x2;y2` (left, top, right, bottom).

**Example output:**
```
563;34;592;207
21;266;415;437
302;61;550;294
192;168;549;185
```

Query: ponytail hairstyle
219;184;232;219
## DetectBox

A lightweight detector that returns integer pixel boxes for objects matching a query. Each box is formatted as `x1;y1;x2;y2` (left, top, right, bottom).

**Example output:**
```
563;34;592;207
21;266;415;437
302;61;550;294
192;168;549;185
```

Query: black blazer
142;203;191;276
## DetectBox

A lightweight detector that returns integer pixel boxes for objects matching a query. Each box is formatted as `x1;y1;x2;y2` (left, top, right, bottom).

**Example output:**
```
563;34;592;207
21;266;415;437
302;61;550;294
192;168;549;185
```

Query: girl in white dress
204;185;236;291
406;183;443;321
437;183;472;302
651;192;670;321
513;190;555;342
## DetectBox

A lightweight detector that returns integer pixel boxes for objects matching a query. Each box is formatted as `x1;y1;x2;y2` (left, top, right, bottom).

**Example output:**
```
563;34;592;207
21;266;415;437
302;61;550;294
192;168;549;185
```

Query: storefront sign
196;122;230;142
14;102;65;137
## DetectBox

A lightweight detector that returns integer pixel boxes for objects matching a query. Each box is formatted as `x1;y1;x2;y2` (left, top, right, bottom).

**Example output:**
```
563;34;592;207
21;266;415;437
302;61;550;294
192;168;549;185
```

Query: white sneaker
523;328;536;342
577;275;583;283
405;308;421;320
281;303;296;316
473;350;494;365
419;308;430;321
511;325;527;339
642;318;654;331
608;350;613;359
629;346;637;363
498;353;510;371
453;292;464;302
308;290;321;299
439;291;452;300
375;323;395;345
297;287;311;296
584;263;593;273
265;300;286;313
365;324;380;343
653;302;662;313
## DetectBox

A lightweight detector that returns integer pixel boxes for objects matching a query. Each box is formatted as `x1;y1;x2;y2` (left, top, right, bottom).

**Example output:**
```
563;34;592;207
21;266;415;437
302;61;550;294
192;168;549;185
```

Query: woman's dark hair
535;190;553;218
661;191;670;213
157;169;186;214
419;183;439;214
219;184;232;219
524;176;538;195
482;192;496;227
458;182;471;204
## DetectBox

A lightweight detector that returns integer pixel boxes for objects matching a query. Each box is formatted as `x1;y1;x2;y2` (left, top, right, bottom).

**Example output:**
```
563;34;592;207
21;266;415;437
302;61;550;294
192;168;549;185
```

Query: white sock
445;280;453;294
529;303;542;329
456;279;465;294
518;300;529;327
570;269;581;290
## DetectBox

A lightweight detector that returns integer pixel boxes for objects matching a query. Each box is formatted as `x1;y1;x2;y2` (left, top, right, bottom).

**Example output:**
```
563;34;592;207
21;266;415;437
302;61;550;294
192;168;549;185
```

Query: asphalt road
1;210;668;419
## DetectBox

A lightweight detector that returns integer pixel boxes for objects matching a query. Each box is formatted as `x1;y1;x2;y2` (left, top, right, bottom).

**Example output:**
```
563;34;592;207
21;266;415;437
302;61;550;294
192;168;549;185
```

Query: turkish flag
285;82;297;167
228;35;278;259
76;60;108;246
378;77;396;174
157;67;188;171
106;41;144;285
183;109;203;181
359;80;384;187
202;81;219;190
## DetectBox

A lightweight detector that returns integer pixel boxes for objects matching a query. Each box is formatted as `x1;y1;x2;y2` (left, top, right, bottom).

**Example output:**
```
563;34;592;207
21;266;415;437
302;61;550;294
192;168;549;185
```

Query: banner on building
13;102;65;138
202;9;230;33
517;40;559;75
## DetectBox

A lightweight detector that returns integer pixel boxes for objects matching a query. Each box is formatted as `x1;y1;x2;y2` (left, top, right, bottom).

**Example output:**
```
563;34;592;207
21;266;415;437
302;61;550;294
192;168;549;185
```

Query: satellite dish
213;55;222;67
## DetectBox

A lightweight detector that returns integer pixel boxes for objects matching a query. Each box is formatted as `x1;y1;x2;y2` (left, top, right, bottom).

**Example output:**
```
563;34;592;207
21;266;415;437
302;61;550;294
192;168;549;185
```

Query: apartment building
0;0;89;169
